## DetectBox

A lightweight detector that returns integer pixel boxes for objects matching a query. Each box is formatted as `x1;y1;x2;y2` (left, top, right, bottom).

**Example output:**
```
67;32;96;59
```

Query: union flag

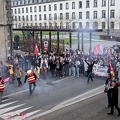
108;58;114;77
34;43;39;55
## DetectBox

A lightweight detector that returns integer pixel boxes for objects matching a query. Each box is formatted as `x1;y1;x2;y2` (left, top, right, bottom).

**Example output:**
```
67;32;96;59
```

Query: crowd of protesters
0;43;118;84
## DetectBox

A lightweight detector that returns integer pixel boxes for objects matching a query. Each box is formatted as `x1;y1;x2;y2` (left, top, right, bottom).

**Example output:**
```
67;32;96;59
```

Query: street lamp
107;0;110;40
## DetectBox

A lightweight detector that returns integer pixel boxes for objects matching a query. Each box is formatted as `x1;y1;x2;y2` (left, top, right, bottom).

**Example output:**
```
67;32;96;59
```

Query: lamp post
107;0;110;40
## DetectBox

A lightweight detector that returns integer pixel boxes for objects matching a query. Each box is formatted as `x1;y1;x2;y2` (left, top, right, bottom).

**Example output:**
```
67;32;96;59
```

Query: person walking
104;73;112;108
85;60;95;84
24;70;36;95
107;80;120;116
14;66;23;87
0;76;4;102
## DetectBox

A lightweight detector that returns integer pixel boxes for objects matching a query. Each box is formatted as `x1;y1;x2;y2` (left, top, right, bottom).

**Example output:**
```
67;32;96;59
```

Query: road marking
10;109;41;120
0;101;18;109
1;98;12;103
3;76;73;98
0;107;33;120
0;103;25;115
27;85;104;120
53;76;74;83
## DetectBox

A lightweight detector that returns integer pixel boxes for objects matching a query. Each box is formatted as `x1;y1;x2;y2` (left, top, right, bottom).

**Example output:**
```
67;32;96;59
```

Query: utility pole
107;0;110;40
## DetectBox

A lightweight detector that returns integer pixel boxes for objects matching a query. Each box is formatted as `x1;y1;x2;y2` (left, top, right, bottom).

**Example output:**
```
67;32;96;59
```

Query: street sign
44;41;48;47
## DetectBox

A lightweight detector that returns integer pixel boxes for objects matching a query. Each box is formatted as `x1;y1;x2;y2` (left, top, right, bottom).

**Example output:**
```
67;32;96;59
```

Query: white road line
0;103;25;115
3;77;73;98
1;98;12;103
27;85;104;120
11;110;41;120
0;106;33;120
53;76;74;83
0;101;18;109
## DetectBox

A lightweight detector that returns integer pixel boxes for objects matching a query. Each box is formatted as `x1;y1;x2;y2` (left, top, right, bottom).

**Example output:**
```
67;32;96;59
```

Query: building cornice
11;0;70;8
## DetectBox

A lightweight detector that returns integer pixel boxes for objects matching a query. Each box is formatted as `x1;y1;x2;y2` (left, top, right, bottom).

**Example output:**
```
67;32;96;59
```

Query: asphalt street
35;93;120;120
0;74;105;120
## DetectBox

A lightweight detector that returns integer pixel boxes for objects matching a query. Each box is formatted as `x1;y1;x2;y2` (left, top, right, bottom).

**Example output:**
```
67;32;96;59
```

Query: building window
54;4;57;10
26;7;28;13
66;12;69;20
72;22;76;28
72;2;75;9
102;10;106;18
110;22;114;29
111;0;115;6
79;12;82;19
86;0;90;8
22;16;25;21
79;22;82;28
54;13;57;20
39;6;41;12
60;13;63;20
18;8;20;13
49;14;52;20
102;22;105;29
26;15;28;21
44;5;46;11
30;15;32;21
86;22;89;28
30;7;32;12
39;15;41;20
94;0;97;7
60;3;63;10
39;23;42;27
79;1;82;8
66;3;69;10
22;8;24;13
18;16;21;21
86;11;90;19
66;22;69;29
35;23;37;27
110;10;115;18
34;6;37;12
15;16;17;21
93;22;98;29
15;9;17;14
44;14;46;20
72;12;75;19
44;23;47;28
49;5;51;11
93;11;97;19
102;0;106;6
35;15;37;21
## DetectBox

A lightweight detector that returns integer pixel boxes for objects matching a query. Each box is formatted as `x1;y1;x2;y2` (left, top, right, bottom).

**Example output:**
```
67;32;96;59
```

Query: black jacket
85;60;95;72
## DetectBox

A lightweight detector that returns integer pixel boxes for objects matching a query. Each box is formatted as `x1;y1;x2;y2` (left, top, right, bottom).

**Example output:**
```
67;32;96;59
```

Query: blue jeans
29;82;36;94
87;72;93;83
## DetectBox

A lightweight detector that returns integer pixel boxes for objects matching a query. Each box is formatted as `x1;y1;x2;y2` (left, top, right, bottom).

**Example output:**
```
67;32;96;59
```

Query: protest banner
93;64;108;77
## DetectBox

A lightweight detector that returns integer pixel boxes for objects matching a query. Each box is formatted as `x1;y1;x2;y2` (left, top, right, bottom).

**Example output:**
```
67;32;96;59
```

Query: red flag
108;47;111;55
34;43;39;55
108;58;114;77
93;44;103;55
3;76;10;83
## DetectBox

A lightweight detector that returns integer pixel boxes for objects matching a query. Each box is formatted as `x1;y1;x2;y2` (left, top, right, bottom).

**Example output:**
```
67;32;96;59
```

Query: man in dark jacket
107;80;120;116
85;60;95;84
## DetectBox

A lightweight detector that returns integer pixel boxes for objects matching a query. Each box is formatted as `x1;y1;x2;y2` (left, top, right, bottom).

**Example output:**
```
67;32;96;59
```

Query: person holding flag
0;76;4;102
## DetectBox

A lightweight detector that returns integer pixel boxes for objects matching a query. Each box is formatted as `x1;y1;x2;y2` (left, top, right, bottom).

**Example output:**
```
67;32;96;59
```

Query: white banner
93;64;108;77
